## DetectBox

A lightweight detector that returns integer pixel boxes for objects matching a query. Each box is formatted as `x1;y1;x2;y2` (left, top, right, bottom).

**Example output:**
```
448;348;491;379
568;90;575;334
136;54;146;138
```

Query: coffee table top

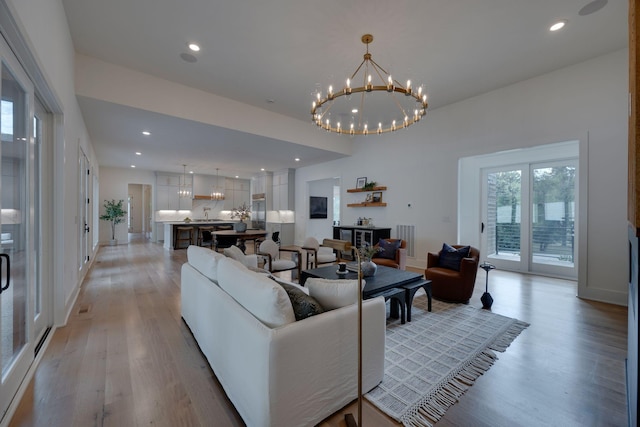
301;264;423;297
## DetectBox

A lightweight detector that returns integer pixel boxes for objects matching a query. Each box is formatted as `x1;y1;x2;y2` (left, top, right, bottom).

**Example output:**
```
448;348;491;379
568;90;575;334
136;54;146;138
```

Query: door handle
481;222;485;233
0;253;10;293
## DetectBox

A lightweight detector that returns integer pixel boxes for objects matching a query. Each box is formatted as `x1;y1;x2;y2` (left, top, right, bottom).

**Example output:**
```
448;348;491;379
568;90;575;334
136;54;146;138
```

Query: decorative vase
360;260;377;277
234;221;247;232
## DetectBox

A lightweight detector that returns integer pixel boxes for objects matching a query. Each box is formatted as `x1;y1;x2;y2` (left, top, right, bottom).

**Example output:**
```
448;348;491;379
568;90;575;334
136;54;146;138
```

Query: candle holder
479;262;496;309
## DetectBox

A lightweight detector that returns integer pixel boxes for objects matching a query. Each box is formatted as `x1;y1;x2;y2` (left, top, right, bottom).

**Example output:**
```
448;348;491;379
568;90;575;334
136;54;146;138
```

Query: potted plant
100;199;127;246
230;202;251;232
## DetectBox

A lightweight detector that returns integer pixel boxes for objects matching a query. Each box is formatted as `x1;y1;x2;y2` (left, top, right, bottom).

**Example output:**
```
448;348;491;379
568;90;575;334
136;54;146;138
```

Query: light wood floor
9;236;628;426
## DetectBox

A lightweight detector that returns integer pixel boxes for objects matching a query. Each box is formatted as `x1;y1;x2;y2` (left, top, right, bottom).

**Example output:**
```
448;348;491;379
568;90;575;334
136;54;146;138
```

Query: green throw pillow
278;282;325;321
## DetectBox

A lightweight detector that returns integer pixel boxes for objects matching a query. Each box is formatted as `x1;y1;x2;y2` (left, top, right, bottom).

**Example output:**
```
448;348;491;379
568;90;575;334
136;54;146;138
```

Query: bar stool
197;226;214;249
174;226;194;250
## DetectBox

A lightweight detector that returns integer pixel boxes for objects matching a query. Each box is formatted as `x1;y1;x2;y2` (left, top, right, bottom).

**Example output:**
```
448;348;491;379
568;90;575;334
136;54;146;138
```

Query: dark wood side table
400;279;432;322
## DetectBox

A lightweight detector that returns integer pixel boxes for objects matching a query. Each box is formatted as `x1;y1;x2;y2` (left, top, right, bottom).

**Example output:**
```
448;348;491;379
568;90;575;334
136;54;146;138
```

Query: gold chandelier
210;168;225;201
311;34;428;135
178;164;192;198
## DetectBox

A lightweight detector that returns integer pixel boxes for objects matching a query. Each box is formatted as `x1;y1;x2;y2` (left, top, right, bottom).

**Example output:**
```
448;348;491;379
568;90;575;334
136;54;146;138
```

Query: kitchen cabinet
272;168;295;211
156;172;192;210
223;177;251;209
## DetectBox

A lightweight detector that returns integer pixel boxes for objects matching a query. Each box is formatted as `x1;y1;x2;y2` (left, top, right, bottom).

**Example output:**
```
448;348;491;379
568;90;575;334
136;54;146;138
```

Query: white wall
6;0;99;323
99;167;156;244
295;49;628;306
306;178;335;240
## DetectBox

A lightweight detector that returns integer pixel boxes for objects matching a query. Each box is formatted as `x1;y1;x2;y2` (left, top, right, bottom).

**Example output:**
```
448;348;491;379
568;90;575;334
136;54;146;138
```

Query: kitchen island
162;220;237;249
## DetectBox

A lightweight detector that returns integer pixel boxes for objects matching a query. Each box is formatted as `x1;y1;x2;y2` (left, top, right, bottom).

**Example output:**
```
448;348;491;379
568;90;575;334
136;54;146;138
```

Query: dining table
212;229;268;253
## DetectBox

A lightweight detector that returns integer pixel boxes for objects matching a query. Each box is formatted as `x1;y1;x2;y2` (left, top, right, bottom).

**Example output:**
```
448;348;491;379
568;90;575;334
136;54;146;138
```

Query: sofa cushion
278;281;324;320
187;245;225;282
217;257;295;328
438;243;471;271
373;238;401;260
306;278;364;310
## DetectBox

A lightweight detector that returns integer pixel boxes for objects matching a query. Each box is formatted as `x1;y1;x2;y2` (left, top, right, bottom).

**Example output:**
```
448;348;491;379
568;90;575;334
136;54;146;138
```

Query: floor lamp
345;250;363;426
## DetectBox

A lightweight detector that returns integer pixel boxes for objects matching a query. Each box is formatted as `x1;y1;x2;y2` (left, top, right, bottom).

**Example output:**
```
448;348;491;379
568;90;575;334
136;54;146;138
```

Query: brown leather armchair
425;245;480;304
372;239;407;270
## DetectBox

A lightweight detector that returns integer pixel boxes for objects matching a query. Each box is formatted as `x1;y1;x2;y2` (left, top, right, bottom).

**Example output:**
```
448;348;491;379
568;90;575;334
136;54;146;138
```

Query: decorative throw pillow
305;278;364;310
373;239;401;260
438;243;471;271
278;281;325;320
224;245;248;266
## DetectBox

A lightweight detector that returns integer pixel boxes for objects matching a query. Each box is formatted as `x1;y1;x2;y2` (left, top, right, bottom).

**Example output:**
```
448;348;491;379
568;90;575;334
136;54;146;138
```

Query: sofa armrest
267;297;386;426
459;257;479;280
427;251;439;268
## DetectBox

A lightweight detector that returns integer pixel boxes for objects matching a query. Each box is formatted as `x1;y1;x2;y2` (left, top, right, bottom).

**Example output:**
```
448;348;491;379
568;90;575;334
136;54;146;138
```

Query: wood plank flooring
8;236;628;426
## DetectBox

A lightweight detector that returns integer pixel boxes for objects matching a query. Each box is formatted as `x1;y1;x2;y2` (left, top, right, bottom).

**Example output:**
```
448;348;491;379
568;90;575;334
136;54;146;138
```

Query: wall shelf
346;186;387;193
347;202;387;207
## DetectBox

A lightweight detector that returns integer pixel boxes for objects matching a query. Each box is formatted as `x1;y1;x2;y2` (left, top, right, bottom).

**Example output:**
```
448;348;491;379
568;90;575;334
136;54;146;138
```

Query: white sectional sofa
181;246;386;427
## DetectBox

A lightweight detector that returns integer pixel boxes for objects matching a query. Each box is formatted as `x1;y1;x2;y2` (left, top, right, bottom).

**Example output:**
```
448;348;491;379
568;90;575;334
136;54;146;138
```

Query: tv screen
309;196;328;219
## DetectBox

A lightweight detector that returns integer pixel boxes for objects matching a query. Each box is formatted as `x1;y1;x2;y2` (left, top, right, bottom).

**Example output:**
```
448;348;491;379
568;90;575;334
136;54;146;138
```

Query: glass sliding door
0;39;36;421
481;160;577;278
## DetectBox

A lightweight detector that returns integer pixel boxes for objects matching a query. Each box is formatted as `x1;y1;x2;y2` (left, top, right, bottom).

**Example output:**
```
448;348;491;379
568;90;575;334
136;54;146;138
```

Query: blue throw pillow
438;243;470;271
373;239;401;260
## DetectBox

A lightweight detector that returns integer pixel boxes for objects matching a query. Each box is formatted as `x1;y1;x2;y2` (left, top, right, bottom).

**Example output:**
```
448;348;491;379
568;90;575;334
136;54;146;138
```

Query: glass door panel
531;161;577;277
482;167;527;271
0;56;33;421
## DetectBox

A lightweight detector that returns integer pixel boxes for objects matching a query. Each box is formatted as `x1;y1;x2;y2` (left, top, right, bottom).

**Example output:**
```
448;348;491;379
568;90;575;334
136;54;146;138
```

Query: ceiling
61;0;627;179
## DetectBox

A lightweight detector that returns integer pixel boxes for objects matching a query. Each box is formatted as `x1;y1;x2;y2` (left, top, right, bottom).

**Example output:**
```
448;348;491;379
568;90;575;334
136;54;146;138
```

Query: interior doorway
128;183;152;239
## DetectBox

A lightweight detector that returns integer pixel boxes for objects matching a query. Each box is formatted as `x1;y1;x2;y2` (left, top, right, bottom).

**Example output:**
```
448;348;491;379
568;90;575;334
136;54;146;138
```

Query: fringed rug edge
398;319;530;427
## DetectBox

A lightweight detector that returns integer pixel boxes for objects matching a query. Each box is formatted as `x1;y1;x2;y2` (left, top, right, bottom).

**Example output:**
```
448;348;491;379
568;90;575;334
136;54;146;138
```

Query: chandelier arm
367;58;390;80
350;58;368;81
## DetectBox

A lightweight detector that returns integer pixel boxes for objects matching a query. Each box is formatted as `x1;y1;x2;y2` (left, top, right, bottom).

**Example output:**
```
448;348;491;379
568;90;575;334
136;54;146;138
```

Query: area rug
365;296;529;427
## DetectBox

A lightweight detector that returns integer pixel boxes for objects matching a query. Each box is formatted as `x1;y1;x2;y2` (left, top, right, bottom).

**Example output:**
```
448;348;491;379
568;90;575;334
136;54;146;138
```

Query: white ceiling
61;0;627;178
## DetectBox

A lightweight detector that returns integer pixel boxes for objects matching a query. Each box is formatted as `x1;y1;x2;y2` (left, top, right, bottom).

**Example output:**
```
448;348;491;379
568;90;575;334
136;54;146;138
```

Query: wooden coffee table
300;265;432;321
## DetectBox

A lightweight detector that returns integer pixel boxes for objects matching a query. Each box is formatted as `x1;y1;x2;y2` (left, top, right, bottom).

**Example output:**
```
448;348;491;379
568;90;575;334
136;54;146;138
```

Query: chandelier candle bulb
406;80;411;94
328;85;334;99
366;74;372;92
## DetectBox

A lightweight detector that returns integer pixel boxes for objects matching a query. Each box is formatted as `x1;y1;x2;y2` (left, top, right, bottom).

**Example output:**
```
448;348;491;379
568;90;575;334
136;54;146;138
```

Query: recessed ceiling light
131;165;136;168
142;131;151;136
351;108;358;113
135;152;142;155
261;168;265;171
188;43;200;52
235;175;239;179
189;171;194;174
295;158;300;162
550;20;567;32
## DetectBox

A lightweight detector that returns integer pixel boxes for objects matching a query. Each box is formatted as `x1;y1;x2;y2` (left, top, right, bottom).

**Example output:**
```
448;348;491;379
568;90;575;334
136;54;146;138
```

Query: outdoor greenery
492;167;575;261
100;199;127;240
